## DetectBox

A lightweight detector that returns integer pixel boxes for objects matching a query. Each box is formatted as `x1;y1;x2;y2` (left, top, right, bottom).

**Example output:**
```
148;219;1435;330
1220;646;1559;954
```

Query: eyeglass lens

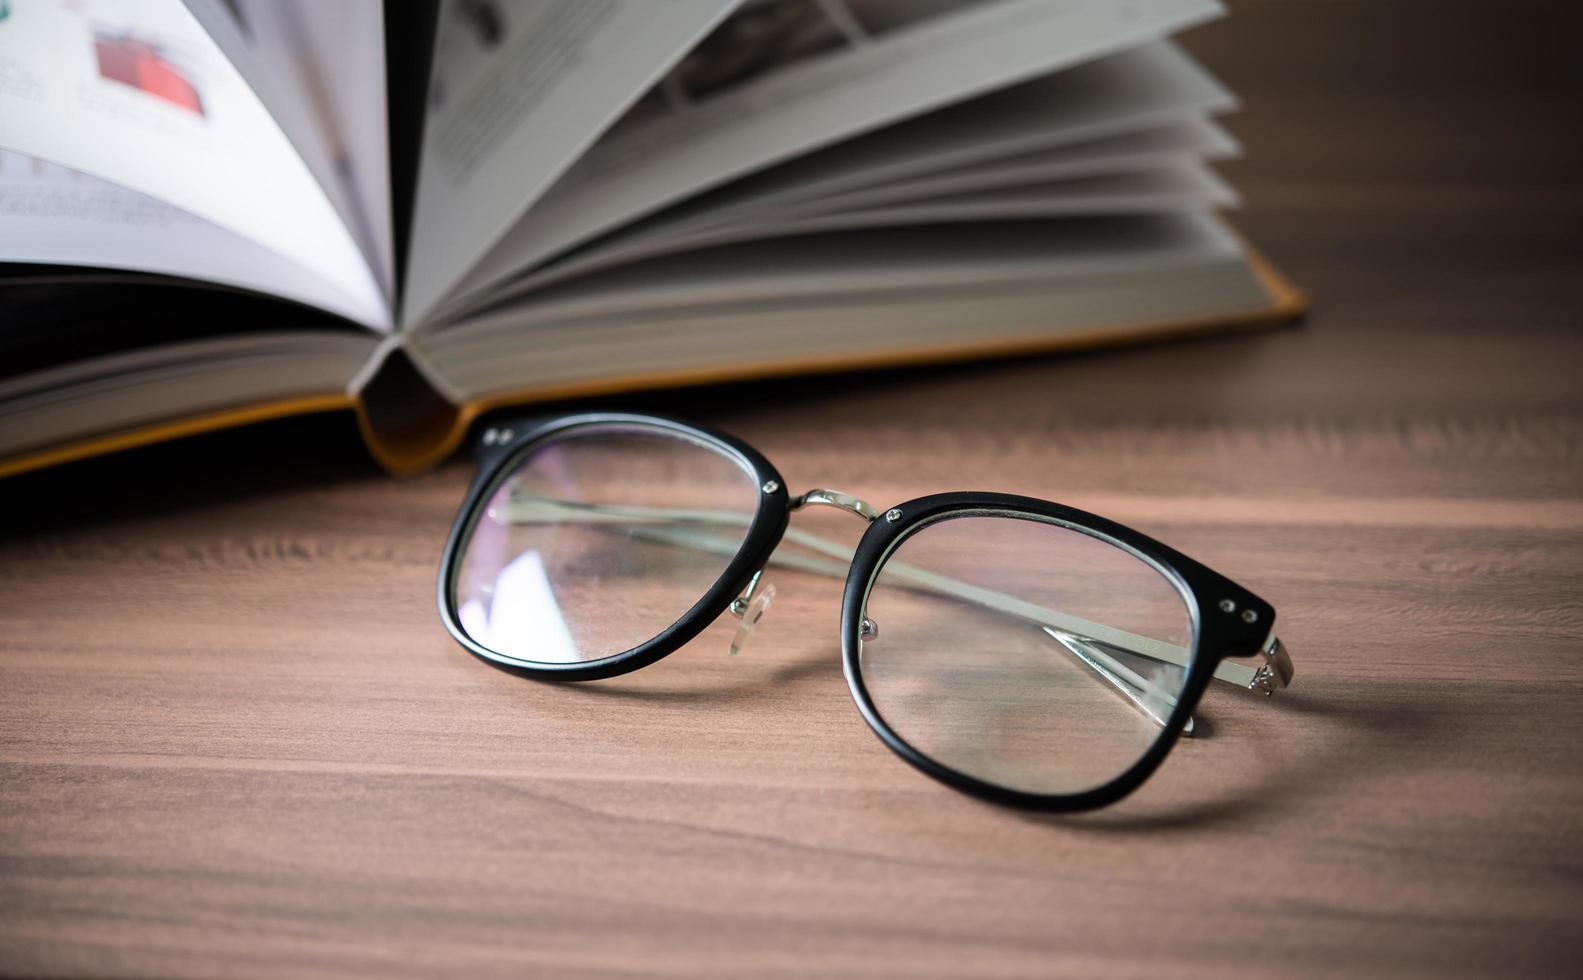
451;424;761;664
858;514;1196;796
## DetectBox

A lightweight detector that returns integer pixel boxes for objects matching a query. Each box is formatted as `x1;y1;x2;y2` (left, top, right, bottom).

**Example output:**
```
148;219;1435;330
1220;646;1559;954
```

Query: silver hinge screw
761;480;779;494
884;509;903;523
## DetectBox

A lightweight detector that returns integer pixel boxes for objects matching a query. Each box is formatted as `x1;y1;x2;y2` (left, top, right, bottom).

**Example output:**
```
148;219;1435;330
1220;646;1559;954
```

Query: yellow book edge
0;251;1307;481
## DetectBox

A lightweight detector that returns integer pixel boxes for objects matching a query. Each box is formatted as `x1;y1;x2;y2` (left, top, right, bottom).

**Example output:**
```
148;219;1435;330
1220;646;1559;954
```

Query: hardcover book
0;0;1304;477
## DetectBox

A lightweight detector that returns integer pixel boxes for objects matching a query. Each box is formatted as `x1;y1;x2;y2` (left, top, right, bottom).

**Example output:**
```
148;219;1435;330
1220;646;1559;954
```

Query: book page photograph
0;0;388;326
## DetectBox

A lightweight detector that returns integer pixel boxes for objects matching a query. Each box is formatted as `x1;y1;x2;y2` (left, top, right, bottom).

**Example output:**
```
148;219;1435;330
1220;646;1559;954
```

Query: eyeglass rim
436;411;791;681
838;492;1276;812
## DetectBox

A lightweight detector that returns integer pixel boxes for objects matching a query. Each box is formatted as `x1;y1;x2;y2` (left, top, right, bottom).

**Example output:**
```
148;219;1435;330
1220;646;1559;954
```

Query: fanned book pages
0;0;1305;477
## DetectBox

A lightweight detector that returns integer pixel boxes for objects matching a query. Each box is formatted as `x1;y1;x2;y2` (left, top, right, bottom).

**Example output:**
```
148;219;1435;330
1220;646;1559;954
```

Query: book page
417;213;1269;400
401;0;740;327
454;116;1236;317
803;118;1236;212
737;162;1238;229
0;0;387;327
446;209;1245;330
497;166;1237;315
0;149;383;322
182;0;394;297
437;0;1224;319
0;330;376;460
624;40;1234;234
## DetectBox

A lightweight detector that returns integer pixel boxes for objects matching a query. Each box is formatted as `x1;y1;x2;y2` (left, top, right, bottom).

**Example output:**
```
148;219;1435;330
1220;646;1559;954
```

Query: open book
0;0;1304;478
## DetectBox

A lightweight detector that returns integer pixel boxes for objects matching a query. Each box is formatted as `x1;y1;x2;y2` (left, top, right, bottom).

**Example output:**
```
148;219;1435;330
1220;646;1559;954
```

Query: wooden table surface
3;2;1580;976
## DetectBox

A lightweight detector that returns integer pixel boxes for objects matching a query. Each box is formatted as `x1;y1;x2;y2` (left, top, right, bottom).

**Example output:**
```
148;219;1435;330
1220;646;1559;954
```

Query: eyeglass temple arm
1042;628;1191;734
495;497;1292;702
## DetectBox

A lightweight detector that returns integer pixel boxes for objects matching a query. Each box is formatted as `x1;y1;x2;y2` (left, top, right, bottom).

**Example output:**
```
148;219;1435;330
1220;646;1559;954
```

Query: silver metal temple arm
1043;628;1194;735
495;495;1287;705
628;521;1201;733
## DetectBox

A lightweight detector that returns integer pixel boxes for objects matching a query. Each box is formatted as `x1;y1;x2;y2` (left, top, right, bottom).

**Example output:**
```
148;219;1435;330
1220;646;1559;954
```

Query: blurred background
5;0;1580;512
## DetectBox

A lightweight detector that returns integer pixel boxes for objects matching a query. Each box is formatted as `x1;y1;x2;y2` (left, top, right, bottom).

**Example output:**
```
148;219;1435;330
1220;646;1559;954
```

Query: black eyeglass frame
437;411;1281;812
437;412;792;682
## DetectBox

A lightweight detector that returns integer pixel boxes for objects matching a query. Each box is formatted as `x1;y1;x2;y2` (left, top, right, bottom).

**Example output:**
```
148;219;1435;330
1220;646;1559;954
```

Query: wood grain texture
3;2;1582;976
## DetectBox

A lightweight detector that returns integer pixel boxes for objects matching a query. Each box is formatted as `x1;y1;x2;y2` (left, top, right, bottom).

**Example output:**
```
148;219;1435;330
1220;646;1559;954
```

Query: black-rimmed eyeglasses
438;412;1295;812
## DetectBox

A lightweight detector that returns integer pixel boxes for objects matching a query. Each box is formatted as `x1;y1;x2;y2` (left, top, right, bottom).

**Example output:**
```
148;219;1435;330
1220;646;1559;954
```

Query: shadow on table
513;635;1451;836
1038;684;1448;833
0;412;379;542
545;654;840;705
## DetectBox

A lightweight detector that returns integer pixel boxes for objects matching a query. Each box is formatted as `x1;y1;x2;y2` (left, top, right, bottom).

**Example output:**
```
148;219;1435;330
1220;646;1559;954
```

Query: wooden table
3;2;1580;975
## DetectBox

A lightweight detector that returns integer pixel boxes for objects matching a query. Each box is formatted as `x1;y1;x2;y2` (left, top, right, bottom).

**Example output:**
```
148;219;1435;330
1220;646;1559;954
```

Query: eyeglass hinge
1248;635;1294;696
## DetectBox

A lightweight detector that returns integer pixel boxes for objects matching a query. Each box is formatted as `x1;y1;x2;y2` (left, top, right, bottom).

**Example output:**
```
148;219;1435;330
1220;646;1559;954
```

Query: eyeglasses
437;412;1295;811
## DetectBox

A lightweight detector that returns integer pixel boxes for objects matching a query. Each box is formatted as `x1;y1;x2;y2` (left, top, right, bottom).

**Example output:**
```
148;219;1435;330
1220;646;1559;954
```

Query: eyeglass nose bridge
727;489;876;658
789;488;880;522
